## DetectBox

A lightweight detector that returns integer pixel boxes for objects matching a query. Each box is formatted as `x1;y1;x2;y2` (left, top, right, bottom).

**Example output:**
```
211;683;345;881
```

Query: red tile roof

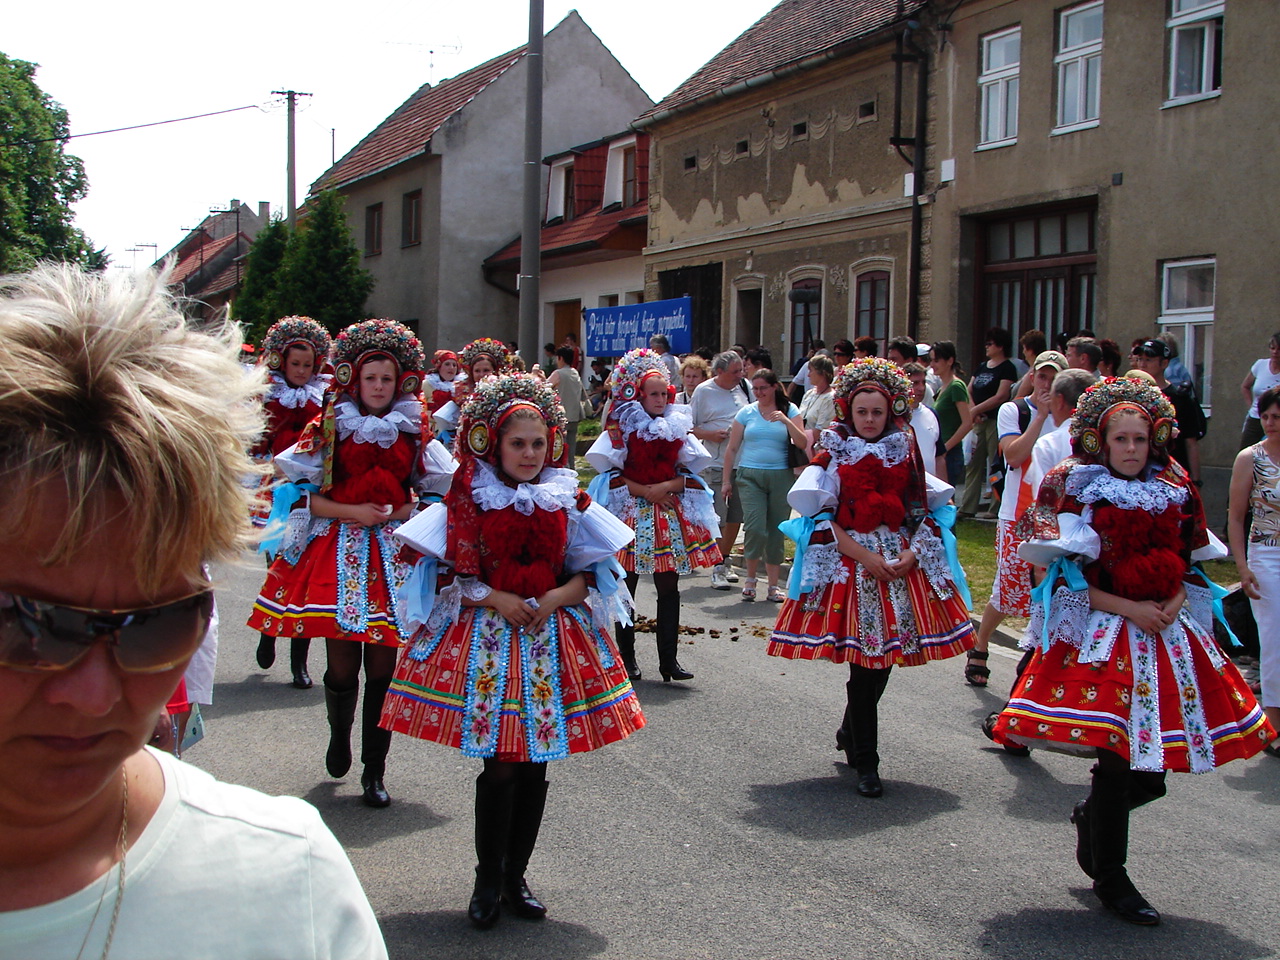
167;232;243;286
312;45;526;193
199;260;244;298
486;199;648;266
637;0;925;124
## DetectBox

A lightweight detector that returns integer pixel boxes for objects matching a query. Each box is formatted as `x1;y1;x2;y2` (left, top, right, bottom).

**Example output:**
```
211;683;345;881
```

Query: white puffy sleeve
678;433;716;476
272;442;323;486
432;400;460;432
1019;510;1100;567
392;501;449;560
565;502;636;574
1190;528;1228;562
787;462;838;517
414;437;458;498
585;433;626;475
924;471;955;512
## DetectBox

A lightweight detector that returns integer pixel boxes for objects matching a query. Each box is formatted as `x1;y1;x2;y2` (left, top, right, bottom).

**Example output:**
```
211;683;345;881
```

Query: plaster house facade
484;131;651;358
156;201;270;320
309;12;652;355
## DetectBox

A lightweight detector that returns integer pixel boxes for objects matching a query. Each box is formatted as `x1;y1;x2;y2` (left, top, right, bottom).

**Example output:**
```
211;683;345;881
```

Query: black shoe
291;666;313;689
622;654;642;682
256;634;276;669
981;710;1030;757
290;638;312;688
468;882;501;929
1094;883;1160;925
660;661;693;682
360;774;391;808
856;772;883;798
501;878;547;920
1071;800;1095;879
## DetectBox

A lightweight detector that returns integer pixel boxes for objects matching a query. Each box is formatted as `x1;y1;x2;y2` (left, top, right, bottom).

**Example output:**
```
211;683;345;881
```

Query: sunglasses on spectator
0;588;214;673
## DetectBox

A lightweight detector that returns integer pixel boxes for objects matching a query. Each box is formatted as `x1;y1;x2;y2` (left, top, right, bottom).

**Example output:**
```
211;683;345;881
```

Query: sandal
741;578;757;601
767;584;786;603
981;710;1030;757
964;650;991;687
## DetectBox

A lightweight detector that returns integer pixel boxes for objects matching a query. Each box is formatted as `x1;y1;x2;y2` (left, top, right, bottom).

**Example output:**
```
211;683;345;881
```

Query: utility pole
518;1;543;369
272;90;312;229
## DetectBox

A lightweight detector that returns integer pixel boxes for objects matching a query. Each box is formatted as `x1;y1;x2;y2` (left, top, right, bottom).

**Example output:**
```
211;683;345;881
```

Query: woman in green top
930;341;971;487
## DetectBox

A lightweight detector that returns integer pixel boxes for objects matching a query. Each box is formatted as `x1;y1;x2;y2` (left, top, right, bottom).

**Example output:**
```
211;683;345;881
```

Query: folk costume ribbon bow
1031;556;1089;652
780;511;835;600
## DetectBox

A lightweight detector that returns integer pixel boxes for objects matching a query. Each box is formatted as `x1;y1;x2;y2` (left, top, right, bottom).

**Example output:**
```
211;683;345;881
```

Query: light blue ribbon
586;469;613;505
1030;555;1089;651
258;481;317;560
929;503;973;610
779;511;834;600
591;555;633;626
1192;563;1241;648
398;557;438;644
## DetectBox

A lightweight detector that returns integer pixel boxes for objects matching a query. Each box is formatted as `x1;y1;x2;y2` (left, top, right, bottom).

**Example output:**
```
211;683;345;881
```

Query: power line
0;103;266;147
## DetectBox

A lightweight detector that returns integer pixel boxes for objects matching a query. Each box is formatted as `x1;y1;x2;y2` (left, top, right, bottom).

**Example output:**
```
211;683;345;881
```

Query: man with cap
1127;338;1206;485
962;350;1071;689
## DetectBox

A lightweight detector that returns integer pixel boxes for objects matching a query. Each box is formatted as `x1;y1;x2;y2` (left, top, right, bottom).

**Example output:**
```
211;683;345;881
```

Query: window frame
1053;1;1104;135
977;25;1021;150
1164;0;1224;107
1158;257;1216;414
603;136;641;208
787;273;824;372
853;269;892;355
364;203;383;257
400;190;422;248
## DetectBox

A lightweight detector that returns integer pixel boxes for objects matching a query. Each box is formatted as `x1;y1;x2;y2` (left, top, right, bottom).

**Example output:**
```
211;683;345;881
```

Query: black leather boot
359;676;393;807
256;633;276;669
502;768;549;920
615;622;641;681
1073;764;1165;881
839;665;891;797
469;769;515;929
290;638;313;689
1088;761;1160;925
323;679;359;778
655;590;692;682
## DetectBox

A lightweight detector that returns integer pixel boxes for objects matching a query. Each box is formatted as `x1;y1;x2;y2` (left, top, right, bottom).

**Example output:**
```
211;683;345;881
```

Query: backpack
988;398;1033;500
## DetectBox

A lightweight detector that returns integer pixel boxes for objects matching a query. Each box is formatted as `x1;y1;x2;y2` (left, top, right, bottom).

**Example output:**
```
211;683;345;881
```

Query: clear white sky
6;1;780;268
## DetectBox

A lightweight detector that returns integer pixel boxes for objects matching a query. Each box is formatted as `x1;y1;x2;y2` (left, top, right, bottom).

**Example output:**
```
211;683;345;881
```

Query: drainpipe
891;21;929;342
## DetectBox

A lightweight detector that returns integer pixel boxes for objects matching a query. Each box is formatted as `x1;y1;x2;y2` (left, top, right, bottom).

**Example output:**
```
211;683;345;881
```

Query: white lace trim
334;395;422;447
1065;463;1189;512
909;520;954;600
425;371;466;393
820;429;912;467
1183;582;1215;636
265;372;328;409
800;543;849;596
1022;580;1094;652
612;399;694;443
470;460;579;515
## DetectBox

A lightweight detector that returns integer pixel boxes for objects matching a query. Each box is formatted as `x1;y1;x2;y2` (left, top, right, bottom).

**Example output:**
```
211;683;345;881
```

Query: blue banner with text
584;297;691;357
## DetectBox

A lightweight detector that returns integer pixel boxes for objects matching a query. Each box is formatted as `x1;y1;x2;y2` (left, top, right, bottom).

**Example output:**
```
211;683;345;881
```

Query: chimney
258;201;270;222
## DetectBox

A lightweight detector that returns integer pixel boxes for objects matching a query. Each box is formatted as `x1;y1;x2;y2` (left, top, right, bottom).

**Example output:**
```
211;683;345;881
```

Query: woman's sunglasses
0;588;214;674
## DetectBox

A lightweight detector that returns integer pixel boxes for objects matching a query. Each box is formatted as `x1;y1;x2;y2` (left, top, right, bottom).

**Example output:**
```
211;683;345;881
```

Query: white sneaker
723;565;740;583
710;565;730;590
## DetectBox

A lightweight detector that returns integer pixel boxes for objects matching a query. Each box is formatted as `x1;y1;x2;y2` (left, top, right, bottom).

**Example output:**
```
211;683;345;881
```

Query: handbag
787;439;810;469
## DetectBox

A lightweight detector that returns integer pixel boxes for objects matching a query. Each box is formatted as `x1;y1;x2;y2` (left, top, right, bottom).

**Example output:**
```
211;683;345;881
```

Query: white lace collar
613;399;693;443
426;371;466;391
334;395;421;447
820;428;912;467
265;371;329;409
471;460;580;515
1066;462;1189;511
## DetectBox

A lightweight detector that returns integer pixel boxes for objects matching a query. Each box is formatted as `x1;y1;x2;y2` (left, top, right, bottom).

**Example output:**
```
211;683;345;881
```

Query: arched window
788;277;822;370
854;270;890;354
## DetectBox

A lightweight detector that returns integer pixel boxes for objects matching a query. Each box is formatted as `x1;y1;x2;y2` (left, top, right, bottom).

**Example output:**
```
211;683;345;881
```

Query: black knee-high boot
655;589;692;682
359;676;393;807
290;638;313;689
837;665;891;797
469;769;516;929
323;679;359;777
615;622;641;681
256;633;277;669
1073;764;1167;880
1087;760;1160;924
503;765;549;920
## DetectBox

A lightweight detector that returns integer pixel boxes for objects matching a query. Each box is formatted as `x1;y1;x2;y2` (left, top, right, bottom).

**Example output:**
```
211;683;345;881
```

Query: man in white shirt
904;362;940;477
649;334;681;383
691;351;749;588
1024;368;1096;498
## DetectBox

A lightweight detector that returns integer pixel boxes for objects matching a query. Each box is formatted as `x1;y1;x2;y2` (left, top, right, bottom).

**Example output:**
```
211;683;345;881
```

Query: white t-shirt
996;397;1052;522
0;749;387;960
1024;416;1073;500
689;377;749;463
910;405;940;477
1248;358;1280;418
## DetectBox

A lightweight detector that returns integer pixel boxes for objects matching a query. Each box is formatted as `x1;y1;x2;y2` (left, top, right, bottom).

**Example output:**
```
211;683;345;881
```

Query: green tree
0;53;99;272
274;190;373;333
234;214;291;344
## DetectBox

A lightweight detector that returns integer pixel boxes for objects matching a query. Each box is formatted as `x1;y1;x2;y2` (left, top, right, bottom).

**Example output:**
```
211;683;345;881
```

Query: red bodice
476;504;568;597
1085;501;1189;602
259;398;323;457
834;456;911;533
622;435;683;486
429;389;454;414
328;434;416;507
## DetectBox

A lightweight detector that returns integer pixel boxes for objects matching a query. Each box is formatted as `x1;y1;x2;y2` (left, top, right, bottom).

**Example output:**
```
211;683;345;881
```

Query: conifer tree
234;215;290;344
274;190;373;333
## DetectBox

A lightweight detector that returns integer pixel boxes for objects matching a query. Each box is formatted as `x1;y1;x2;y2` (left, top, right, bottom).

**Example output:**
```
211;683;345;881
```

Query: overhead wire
0;103;270;147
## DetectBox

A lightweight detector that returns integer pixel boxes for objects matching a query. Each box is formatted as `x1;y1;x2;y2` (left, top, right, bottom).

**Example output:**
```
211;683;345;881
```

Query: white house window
978;26;1020;148
546;159;574;221
1159;257;1215;413
1166;0;1223;105
602;136;640;208
1054;2;1104;133
788;277;823;371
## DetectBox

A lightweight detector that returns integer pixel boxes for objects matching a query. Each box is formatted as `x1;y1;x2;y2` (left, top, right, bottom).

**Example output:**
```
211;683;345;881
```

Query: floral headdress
831;357;912;424
457;372;568;468
459;338;510;375
603;348;675;448
1071;376;1177;461
261;316;330;371
332;319;426;396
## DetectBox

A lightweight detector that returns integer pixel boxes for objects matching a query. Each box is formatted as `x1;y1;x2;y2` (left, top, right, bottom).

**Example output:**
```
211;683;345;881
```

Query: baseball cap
1033;350;1068;372
1131;339;1171;359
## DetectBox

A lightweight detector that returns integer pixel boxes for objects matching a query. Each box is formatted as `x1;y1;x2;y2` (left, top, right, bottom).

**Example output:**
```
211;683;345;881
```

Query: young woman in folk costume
585;348;722;683
251;315;332;688
248;319;456;808
381;373;644;929
768;358;974;799
991;376;1274;926
431;337;509;446
426;349;467;416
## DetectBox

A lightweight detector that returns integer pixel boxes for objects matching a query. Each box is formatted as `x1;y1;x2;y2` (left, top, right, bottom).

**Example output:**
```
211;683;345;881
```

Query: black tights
325;638;396;691
480;757;548;787
625;570;680;605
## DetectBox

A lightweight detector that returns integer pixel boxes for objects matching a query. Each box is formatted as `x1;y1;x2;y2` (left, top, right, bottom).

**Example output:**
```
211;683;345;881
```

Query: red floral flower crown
459;338;511;374
1071;376;1177;460
332;319;425;396
261;316;330;372
457;373;569;468
831;357;911;424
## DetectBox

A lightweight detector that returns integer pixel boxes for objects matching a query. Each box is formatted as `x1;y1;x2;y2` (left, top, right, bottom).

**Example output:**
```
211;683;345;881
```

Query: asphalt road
197;558;1280;960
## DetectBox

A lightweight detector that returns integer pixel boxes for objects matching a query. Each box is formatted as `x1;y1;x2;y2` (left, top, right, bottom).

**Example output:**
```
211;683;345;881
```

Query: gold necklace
74;767;128;960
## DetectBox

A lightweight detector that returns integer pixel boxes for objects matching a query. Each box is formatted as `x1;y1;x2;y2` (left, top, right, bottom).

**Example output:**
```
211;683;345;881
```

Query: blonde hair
0;264;267;594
